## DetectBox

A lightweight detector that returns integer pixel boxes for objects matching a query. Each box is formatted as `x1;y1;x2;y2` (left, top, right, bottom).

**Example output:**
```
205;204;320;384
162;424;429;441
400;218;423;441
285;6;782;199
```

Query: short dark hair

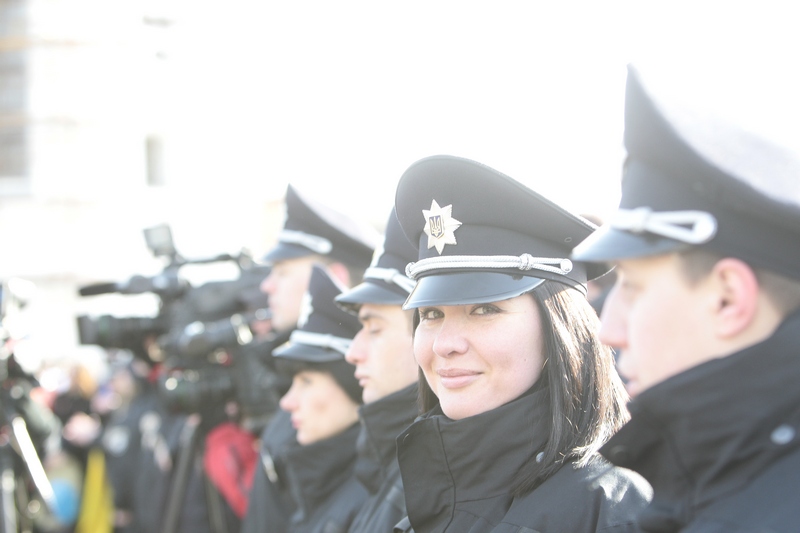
678;249;800;317
415;281;629;495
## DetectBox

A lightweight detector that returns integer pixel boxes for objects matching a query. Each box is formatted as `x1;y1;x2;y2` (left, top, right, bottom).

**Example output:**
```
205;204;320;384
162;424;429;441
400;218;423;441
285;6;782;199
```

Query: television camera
77;225;285;432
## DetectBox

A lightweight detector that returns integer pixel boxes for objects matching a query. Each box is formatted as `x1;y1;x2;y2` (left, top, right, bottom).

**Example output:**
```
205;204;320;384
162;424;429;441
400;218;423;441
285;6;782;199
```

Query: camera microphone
78;282;120;296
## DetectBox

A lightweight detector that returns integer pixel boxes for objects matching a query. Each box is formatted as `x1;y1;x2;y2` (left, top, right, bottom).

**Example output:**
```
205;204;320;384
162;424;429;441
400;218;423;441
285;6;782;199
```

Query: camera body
77;225;283;431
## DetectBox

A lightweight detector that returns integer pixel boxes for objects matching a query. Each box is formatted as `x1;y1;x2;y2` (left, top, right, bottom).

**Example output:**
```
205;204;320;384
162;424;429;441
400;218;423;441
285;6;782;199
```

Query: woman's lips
436;368;480;389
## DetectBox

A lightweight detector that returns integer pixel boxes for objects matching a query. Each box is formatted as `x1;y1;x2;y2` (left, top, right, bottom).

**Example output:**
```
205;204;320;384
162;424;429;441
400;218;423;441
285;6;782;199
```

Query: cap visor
403;272;545;309
261;243;316;265
572;226;691;263
335;281;409;312
272;342;344;363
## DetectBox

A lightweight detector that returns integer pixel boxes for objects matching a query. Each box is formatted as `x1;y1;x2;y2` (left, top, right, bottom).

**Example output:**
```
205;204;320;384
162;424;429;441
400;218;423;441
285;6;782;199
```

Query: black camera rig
77;224;285;432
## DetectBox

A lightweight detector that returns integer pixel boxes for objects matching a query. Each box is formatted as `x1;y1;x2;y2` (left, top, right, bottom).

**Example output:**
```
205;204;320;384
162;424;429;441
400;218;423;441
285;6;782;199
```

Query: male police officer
572;66;800;531
239;184;379;533
334;207;420;532
260;184;381;333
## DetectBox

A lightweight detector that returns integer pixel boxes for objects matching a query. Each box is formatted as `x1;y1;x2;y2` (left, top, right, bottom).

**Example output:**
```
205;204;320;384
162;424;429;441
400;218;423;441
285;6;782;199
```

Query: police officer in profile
260;185;381;334
334;207;420;533
240;184;379;533
572;65;800;531
266;265;368;532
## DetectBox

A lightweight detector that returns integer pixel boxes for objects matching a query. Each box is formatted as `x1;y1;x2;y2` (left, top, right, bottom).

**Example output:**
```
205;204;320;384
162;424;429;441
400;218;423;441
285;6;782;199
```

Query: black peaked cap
273;264;362;362
395;155;605;308
573;65;800;282
335;207;418;313
262;184;381;268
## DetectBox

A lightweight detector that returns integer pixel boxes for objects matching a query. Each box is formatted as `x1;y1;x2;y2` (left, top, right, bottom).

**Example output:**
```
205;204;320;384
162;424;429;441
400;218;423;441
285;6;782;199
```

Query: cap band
279;230;333;255
405;254;573;280
611;207;718;245
287;330;352;355
363;267;416;293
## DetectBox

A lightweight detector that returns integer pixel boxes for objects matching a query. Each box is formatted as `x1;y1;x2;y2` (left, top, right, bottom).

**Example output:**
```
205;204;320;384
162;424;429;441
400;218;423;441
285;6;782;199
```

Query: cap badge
423;199;462;254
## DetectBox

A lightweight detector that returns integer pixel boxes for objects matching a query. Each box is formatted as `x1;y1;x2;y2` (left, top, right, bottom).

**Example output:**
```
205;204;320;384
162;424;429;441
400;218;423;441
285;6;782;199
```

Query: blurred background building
0;0;286;373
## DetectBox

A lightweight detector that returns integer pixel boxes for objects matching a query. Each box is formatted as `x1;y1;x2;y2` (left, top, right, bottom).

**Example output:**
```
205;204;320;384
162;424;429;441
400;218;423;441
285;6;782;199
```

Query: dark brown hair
415;281;629;495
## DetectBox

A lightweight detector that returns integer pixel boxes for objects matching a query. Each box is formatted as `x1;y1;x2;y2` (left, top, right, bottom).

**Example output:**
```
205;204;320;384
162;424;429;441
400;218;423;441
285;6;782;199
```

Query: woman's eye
418;308;442;321
472;304;500;315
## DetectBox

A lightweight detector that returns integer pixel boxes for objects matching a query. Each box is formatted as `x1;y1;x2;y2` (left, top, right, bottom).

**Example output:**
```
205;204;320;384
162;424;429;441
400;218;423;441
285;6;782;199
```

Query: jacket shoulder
350;472;406;533
503;458;652;532
306;477;369;533
680;447;800;532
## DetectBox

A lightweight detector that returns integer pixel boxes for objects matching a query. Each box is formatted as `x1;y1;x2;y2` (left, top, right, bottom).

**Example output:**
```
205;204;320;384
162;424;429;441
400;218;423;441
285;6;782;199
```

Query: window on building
0;0;28;181
146;135;165;186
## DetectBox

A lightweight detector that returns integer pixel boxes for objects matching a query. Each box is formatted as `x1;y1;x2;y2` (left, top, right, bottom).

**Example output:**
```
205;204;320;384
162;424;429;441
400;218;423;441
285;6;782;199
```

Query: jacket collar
284;423;361;522
355;383;419;493
397;385;550;529
602;310;800;527
424;385;550;499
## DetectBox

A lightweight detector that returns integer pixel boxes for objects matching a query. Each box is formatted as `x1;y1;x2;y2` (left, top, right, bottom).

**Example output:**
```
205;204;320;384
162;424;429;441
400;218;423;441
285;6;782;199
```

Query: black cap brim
335;282;408;314
261;242;316;265
272;342;344;363
572;225;692;263
402;272;545;309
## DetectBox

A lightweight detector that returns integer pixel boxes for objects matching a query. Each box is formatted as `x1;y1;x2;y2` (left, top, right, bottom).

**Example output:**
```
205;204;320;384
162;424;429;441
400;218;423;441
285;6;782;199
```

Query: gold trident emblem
428;215;444;238
422;200;462;254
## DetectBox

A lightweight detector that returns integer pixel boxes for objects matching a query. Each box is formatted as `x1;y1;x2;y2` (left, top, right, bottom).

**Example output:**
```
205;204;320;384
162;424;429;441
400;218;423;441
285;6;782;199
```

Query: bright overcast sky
160;0;800;241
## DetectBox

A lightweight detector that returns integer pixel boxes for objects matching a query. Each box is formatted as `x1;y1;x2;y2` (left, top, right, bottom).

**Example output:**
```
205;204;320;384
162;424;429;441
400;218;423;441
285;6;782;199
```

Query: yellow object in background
75;447;113;533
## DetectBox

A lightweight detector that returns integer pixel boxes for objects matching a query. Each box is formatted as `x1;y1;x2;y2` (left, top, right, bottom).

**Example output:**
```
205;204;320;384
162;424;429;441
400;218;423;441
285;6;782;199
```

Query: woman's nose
279;385;297;412
431;316;469;358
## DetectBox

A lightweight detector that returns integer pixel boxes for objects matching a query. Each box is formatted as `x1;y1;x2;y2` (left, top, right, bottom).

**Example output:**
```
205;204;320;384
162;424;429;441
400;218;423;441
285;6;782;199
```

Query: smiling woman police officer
392;155;651;533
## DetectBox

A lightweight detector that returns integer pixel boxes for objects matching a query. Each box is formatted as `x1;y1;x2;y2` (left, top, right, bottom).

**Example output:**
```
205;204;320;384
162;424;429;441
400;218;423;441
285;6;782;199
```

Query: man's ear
710;258;760;339
326;262;352;287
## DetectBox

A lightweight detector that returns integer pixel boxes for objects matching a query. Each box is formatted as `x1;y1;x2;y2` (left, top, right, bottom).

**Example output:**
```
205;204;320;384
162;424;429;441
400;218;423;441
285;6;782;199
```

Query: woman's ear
710;258;760;339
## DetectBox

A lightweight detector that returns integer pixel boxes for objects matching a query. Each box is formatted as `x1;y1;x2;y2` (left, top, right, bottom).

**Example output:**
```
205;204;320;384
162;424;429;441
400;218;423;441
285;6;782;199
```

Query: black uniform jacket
241;409;296;533
395;384;652;532
102;384;160;530
602;311;800;532
269;422;368;533
348;383;418;533
130;401;188;533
